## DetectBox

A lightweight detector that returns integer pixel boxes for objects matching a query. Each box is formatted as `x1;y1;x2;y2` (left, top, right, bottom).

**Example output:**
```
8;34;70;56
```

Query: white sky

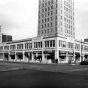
0;0;88;40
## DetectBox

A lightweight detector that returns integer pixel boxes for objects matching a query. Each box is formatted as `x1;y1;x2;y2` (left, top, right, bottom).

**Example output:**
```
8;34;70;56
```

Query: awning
68;51;74;56
43;50;54;54
10;53;15;55
16;53;23;55
4;53;9;55
59;51;66;56
59;50;66;53
33;51;42;54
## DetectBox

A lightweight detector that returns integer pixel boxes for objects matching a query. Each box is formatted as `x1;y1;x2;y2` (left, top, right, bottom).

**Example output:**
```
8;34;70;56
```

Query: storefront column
9;52;11;61
80;53;81;62
2;53;4;60
42;51;45;63
3;53;5;61
55;50;59;63
7;53;9;61
74;52;75;62
83;54;85;61
32;53;34;62
66;51;68;62
15;52;17;61
81;54;84;62
23;52;25;61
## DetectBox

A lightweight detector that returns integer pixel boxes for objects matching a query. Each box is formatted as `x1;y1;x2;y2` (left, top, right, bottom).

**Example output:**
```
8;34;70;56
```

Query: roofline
6;38;32;44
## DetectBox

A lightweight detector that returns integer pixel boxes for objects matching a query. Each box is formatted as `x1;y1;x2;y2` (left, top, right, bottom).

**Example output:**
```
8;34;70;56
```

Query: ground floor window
75;53;80;61
59;56;66;61
84;55;88;60
59;51;66;61
4;53;9;60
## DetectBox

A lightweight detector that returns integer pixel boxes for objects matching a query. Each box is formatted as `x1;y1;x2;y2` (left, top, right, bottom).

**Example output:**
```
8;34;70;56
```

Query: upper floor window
10;45;16;50
45;40;55;48
17;44;23;50
75;44;80;51
51;0;53;4
59;40;66;48
25;43;32;49
4;46;9;51
34;42;42;48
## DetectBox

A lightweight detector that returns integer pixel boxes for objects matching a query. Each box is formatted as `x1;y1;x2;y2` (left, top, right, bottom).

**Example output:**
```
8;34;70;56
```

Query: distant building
84;39;88;42
2;34;12;42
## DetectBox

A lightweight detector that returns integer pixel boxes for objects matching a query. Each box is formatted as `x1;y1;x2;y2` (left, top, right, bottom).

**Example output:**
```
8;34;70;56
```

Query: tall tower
37;0;75;39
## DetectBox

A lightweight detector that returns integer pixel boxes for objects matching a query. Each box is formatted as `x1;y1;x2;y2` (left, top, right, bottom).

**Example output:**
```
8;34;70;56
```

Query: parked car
80;60;88;65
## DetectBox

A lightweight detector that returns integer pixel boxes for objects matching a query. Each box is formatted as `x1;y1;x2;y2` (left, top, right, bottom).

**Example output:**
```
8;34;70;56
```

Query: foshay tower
37;0;75;39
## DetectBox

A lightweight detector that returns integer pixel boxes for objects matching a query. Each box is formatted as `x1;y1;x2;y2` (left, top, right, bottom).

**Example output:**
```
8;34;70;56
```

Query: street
0;61;88;88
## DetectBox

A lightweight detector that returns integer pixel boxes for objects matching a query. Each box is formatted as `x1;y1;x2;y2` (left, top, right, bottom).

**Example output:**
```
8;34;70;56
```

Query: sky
0;0;88;40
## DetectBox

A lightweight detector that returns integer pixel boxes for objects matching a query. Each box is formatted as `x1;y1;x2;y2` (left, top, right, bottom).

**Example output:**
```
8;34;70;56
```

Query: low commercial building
0;0;88;64
0;36;88;64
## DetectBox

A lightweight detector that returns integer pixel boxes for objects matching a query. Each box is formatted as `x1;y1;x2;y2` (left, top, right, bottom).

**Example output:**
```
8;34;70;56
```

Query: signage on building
10;52;15;55
67;38;74;43
59;51;66;56
33;51;42;54
68;51;74;56
43;50;54;54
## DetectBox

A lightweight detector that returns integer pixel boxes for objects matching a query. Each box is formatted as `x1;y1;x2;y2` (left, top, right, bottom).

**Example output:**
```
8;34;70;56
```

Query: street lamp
81;39;83;62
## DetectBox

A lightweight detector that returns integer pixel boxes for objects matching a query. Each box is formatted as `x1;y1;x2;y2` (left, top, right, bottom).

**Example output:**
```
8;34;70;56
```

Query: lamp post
81;39;83;62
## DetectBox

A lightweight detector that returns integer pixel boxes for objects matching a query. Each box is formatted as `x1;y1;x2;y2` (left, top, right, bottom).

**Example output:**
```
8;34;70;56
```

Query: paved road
0;68;88;88
0;61;88;73
0;61;88;88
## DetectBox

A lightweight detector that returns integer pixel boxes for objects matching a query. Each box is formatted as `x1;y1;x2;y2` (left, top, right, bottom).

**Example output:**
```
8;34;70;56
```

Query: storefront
67;51;74;64
43;50;55;63
75;52;80;61
10;52;15;60
33;51;42;62
16;52;23;61
59;50;66;62
84;54;88;60
68;51;74;60
4;53;9;61
24;52;32;61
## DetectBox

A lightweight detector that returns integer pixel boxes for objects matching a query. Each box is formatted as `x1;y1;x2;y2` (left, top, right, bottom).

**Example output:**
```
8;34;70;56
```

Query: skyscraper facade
38;0;75;39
